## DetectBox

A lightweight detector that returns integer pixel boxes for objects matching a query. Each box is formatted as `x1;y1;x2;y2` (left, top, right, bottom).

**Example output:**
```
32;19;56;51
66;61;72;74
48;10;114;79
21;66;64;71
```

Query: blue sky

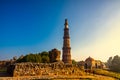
0;0;120;62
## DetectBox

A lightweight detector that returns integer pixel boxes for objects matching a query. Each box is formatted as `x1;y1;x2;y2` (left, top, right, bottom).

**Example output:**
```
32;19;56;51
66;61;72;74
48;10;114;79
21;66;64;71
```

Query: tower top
64;19;68;28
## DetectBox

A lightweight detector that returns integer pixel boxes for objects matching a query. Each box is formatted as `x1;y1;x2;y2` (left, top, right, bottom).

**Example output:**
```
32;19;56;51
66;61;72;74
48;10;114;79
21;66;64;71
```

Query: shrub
94;69;120;79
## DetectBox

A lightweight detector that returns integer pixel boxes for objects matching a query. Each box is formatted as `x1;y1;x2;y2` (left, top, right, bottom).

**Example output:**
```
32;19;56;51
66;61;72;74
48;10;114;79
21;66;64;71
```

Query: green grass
94;69;120;79
0;67;7;72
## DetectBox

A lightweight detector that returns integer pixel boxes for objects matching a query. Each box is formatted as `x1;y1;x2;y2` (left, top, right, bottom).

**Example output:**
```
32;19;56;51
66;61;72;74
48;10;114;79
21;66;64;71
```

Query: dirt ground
0;72;117;80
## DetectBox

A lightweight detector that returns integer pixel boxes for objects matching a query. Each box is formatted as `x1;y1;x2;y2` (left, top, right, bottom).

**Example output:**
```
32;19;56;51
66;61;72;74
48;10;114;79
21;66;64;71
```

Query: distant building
78;56;106;69
49;48;61;63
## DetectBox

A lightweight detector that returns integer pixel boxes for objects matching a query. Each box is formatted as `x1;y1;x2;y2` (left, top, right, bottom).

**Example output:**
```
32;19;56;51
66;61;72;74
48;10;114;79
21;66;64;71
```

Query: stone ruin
7;48;85;77
49;48;61;63
7;62;85;77
6;48;85;77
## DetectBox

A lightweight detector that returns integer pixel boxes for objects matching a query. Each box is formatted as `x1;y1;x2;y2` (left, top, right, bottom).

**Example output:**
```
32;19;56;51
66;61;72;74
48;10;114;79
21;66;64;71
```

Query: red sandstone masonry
7;62;85;77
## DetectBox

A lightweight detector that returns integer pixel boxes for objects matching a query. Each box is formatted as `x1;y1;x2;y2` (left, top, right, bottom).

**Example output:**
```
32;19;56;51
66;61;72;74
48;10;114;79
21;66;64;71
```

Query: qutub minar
62;19;72;64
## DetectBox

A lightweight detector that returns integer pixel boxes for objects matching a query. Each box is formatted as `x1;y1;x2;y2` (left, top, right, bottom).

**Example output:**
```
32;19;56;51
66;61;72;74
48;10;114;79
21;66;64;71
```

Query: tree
34;54;42;63
107;57;112;68
16;51;50;63
72;59;77;65
40;51;49;57
111;55;120;72
19;55;24;59
16;53;41;63
40;51;50;63
107;55;120;72
13;56;17;61
42;56;50;63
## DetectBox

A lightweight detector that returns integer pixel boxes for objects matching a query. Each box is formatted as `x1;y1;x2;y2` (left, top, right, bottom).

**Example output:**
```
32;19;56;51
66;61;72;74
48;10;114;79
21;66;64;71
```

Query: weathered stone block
7;62;85;77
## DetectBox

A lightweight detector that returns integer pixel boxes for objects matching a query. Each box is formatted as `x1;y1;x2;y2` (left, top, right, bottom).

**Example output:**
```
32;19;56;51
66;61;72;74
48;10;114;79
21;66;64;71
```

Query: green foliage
0;67;7;72
40;51;49;57
111;55;120;72
16;51;49;63
94;69;120;79
41;51;50;63
107;55;120;72
41;56;49;63
107;57;112;68
72;59;77;65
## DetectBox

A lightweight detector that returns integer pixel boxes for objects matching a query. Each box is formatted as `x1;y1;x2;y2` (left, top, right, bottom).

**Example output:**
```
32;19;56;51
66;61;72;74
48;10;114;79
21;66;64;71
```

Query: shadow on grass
0;68;12;77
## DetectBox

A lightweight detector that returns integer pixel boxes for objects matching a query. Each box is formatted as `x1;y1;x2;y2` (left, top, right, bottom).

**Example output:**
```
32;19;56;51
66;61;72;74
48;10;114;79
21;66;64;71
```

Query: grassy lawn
94;69;120;79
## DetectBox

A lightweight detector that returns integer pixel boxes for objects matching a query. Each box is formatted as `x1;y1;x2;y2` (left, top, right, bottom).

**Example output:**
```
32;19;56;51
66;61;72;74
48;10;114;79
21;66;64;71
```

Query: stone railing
7;62;85;77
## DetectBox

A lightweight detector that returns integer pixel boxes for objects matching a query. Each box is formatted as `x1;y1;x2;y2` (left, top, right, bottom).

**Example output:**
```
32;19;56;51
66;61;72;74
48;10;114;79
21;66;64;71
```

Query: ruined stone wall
7;62;85;77
49;49;61;62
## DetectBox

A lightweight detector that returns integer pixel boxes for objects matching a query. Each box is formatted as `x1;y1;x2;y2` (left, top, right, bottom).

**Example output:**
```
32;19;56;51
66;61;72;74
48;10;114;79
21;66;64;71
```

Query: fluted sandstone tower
62;19;72;64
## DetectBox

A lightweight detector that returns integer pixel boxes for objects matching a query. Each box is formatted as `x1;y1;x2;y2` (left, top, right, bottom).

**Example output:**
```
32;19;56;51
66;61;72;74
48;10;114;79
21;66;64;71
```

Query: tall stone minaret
62;19;72;64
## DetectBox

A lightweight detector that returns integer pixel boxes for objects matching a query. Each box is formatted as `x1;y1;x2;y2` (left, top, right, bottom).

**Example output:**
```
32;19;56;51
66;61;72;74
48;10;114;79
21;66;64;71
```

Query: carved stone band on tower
62;19;72;64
